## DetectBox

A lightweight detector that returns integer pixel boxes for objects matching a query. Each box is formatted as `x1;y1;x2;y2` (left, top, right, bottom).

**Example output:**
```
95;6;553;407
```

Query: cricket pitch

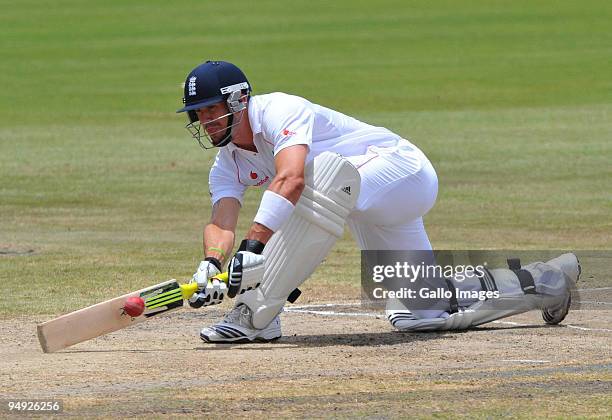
1;292;610;418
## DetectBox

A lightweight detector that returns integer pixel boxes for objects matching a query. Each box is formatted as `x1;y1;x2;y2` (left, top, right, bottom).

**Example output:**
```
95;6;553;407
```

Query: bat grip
179;272;229;300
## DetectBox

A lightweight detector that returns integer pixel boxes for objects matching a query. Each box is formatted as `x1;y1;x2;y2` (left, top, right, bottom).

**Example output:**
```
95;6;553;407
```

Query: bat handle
179;272;229;300
215;272;229;283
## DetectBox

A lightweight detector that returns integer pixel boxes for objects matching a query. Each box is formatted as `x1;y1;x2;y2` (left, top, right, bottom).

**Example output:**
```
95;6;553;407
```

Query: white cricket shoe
386;296;421;331
386;309;419;329
541;253;580;325
385;296;441;331
386;309;449;331
200;304;282;343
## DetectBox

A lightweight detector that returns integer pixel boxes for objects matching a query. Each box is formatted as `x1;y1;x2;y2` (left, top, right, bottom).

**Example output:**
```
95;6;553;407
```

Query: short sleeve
260;95;314;155
208;151;247;206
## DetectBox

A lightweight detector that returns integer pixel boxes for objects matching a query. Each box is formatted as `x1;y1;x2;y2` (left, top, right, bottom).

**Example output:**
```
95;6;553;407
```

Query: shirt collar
225;135;258;156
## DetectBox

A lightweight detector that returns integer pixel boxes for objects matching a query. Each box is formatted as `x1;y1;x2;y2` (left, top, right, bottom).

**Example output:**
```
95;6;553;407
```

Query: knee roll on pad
238;152;361;329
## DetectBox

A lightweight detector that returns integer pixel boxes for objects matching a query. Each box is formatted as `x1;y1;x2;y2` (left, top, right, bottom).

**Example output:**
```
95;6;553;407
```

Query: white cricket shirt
209;92;416;205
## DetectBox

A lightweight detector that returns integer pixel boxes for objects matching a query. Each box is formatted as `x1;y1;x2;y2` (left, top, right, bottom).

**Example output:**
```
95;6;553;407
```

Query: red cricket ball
123;296;145;317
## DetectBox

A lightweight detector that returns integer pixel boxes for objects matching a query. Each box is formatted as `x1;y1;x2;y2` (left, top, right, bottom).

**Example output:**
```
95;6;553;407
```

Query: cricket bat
36;272;228;353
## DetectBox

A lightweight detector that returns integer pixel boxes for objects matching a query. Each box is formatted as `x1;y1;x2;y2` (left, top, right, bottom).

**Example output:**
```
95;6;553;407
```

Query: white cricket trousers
346;140;438;251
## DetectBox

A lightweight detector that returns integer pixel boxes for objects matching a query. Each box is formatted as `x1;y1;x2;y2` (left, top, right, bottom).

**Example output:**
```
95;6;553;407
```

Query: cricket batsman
176;61;579;343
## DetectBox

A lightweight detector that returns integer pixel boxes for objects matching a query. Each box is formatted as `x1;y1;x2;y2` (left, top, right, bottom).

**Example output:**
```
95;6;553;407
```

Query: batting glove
191;257;222;289
188;277;227;308
227;239;265;298
188;257;223;308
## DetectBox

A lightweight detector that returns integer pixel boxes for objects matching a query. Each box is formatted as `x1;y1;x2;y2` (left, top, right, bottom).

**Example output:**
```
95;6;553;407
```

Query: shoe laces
222;304;252;327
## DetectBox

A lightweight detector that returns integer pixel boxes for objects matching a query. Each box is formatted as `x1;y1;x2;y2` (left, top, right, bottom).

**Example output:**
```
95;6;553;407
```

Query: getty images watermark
360;250;608;311
370;260;500;302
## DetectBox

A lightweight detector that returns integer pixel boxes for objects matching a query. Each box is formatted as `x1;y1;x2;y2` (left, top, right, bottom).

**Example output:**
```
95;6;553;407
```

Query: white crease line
284;308;382;318
487;320;612;333
492;320;530;327
501;359;550;363
564;325;612;332
289;303;362;309
292;298;612;308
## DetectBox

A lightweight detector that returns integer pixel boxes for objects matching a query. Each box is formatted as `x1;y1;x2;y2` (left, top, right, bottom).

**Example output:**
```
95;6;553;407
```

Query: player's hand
188;276;227;308
188;257;223;308
191;258;222;290
227;239;265;298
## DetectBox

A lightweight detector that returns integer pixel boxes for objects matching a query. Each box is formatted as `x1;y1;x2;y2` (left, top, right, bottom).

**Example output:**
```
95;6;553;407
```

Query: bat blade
36;273;228;353
37;280;187;353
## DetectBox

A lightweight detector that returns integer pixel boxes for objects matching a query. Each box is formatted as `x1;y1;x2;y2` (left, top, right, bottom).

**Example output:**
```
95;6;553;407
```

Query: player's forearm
269;144;308;204
246;222;274;244
203;223;235;265
268;173;305;204
247;174;304;244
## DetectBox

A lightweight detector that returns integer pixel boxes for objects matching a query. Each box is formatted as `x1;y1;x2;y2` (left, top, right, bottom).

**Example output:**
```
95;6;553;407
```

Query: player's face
196;102;230;144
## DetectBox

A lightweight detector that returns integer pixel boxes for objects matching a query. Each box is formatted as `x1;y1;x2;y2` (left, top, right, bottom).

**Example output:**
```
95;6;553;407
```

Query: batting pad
238;152;361;328
391;253;579;331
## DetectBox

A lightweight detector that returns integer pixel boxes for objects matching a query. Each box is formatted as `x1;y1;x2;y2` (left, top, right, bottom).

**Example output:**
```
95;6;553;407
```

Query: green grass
1;0;611;317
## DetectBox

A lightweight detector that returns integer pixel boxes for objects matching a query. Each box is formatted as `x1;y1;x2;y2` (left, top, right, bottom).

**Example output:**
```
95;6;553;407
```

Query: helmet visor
176;95;224;113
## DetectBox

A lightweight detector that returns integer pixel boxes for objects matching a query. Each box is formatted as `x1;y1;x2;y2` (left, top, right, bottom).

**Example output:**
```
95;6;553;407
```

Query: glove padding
188;277;227;308
191;258;222;289
227;239;265;298
188;257;223;309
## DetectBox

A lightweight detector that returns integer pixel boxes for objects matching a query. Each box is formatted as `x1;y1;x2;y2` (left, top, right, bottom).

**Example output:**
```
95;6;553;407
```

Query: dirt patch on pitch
0;304;610;417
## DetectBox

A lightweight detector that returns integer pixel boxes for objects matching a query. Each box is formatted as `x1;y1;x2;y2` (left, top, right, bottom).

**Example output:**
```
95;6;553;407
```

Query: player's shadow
278;323;548;347
194;324;549;351
469;324;550;332
195;331;444;350
279;331;445;347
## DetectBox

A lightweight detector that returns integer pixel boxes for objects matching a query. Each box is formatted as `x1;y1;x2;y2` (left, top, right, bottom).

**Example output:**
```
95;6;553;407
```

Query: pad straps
478;267;498;293
287;288;302;303
444;278;459;314
507;258;537;294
